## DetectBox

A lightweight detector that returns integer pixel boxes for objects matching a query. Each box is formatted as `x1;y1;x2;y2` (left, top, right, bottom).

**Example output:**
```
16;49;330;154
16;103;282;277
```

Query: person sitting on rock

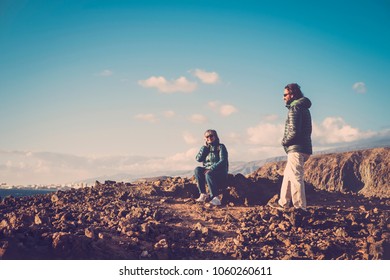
194;129;229;206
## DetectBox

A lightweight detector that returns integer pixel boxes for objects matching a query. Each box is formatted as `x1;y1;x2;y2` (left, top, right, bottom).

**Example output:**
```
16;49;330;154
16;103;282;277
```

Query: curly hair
285;83;304;99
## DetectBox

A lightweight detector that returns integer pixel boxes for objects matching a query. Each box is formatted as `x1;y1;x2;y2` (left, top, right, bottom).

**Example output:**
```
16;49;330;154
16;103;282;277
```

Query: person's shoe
196;193;209;202
267;201;284;211
210;196;221;206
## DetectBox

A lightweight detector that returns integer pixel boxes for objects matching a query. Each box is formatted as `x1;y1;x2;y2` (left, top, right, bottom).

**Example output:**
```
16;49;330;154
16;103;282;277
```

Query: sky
1;0;390;185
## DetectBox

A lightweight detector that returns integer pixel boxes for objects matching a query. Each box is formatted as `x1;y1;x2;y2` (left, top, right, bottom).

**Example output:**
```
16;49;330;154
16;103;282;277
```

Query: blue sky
1;0;389;185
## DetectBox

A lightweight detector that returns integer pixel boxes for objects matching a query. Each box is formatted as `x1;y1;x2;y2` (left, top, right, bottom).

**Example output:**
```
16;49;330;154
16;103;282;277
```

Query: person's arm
196;145;210;162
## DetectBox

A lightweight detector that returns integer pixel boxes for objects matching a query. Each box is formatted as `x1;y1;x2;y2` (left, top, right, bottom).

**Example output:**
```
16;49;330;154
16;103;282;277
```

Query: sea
0;188;57;199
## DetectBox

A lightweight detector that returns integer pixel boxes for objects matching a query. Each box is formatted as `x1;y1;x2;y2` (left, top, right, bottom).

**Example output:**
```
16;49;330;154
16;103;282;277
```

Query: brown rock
154;239;168;250
0;247;7;258
305;148;390;198
0;220;9;231
140;223;150;234
34;214;42;225
283;239;292;247
334;228;348;238
51;194;59;203
85;228;95;239
369;240;384;260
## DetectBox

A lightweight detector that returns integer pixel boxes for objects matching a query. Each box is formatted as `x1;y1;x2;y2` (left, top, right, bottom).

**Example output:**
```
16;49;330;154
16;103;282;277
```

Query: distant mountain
314;135;390;155
78;169;194;185
228;156;287;175
73;141;390;185
230;141;390;176
80;173;138;185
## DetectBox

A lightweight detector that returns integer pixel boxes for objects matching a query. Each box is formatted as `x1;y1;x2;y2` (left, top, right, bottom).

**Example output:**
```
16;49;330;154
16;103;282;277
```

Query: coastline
0;188;57;199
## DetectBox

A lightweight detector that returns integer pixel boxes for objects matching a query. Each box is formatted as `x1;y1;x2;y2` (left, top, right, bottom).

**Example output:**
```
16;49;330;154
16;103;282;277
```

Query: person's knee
194;166;203;175
205;170;215;179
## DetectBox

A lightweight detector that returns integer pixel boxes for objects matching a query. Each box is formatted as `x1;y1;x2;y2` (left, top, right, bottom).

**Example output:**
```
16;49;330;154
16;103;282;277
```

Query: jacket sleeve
282;107;302;146
209;144;228;171
196;145;210;162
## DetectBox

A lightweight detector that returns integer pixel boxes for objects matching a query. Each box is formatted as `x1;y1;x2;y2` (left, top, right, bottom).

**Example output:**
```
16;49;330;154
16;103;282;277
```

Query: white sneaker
196;193;208;202
210;196;221;206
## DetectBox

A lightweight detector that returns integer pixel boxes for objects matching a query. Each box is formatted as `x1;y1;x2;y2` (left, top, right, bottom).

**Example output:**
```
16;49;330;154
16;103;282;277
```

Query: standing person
269;83;312;211
194;129;228;206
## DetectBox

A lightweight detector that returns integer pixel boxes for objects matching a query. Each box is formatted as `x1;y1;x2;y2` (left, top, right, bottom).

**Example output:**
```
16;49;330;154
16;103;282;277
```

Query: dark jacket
282;97;313;155
196;143;229;173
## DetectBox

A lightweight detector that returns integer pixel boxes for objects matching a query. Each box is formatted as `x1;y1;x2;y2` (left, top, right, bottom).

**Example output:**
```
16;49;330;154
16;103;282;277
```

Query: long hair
204;129;220;145
285;83;304;99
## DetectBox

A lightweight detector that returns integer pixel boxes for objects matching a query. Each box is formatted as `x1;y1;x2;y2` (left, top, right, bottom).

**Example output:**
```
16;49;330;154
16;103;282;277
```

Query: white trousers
278;152;310;210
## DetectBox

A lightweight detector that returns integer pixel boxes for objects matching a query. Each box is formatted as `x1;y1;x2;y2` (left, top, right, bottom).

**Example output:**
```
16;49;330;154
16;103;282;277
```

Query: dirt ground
0;176;389;260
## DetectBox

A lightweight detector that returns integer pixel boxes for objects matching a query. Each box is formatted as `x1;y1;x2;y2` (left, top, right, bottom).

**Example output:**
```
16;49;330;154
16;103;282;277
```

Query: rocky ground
1;172;389;260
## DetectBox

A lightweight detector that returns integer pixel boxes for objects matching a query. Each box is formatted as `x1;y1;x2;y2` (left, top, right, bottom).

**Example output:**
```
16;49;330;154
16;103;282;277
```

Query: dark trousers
194;166;227;198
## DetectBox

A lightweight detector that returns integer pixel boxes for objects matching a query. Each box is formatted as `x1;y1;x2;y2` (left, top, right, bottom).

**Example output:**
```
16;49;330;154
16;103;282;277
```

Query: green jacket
196;143;229;173
282;97;313;155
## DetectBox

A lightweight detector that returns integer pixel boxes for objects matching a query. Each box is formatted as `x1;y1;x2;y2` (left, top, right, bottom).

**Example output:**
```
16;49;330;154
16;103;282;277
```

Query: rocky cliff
250;147;390;198
0;147;388;260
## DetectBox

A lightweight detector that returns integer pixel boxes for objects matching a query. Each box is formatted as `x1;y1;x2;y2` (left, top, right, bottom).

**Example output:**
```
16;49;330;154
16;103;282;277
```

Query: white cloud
166;148;198;163
0;151;93;185
182;131;198;145
98;69;113;77
189;114;208;124
225;132;242;144
263;114;279;122
247;116;376;148
352;82;367;94
247;122;284;146
313;117;375;144
163;110;176;118
220;104;238;116
207;100;220;110
134;113;159;123
208;101;238;117
190;69;220;84
118;148;198;175
247;116;376;150
138;76;197;93
0;150;199;185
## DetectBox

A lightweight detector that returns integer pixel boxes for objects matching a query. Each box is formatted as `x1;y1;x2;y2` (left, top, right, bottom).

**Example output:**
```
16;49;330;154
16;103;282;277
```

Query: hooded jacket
196;143;228;173
282;97;313;154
